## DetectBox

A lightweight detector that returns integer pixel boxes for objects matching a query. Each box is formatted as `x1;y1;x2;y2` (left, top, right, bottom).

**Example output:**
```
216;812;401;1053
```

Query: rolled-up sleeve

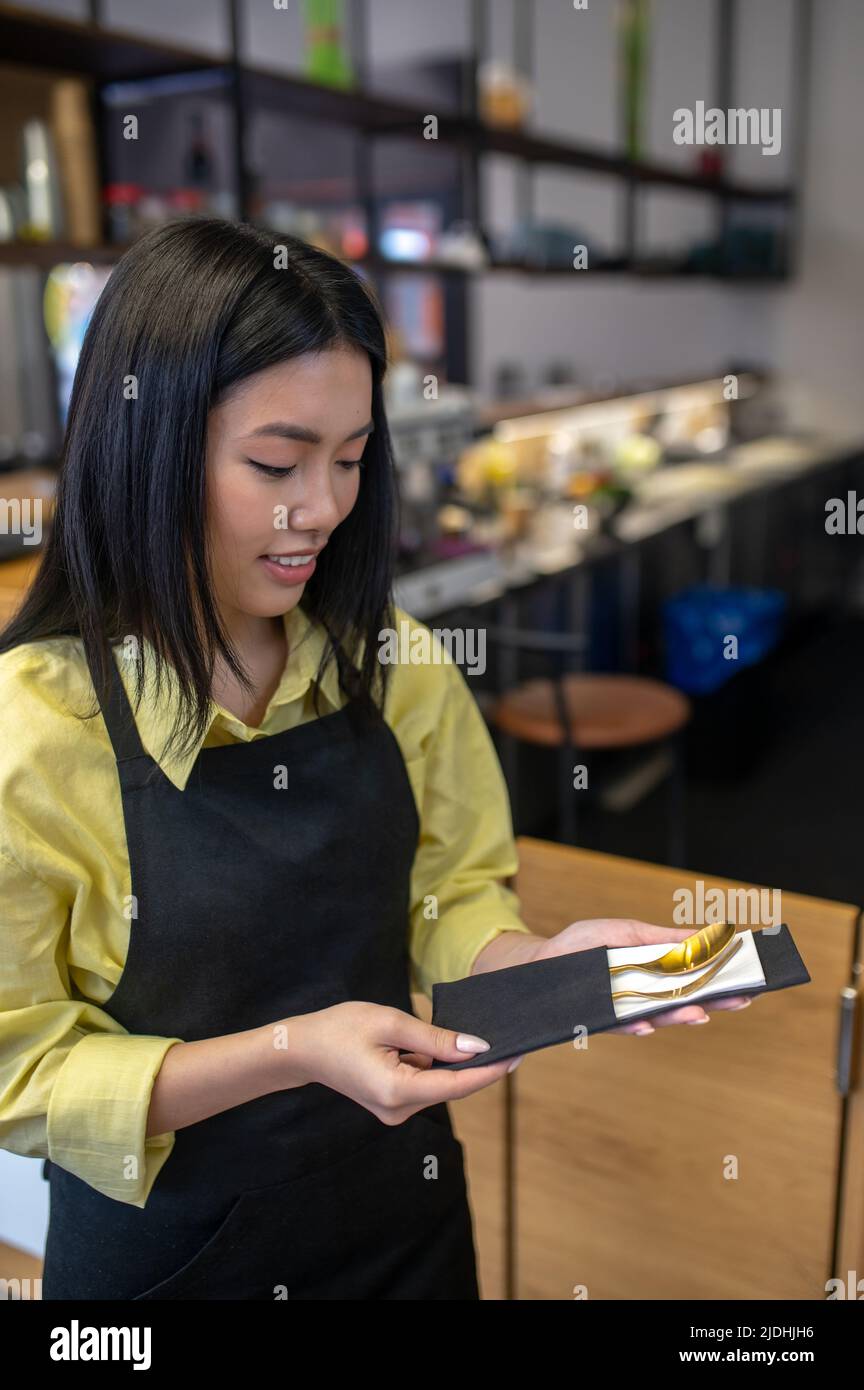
407;653;532;1000
0;845;183;1208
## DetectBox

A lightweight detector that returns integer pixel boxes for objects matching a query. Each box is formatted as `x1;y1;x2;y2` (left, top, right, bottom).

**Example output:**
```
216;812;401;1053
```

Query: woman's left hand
528;918;755;1034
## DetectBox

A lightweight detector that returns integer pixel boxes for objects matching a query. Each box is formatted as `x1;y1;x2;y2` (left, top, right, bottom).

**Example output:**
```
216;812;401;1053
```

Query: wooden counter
434;838;862;1300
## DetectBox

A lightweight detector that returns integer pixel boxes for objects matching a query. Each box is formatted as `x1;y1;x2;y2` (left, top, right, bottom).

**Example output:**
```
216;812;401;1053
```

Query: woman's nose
289;478;344;535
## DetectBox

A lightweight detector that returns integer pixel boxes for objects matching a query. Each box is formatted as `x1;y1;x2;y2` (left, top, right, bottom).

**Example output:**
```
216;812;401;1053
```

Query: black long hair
0;217;401;763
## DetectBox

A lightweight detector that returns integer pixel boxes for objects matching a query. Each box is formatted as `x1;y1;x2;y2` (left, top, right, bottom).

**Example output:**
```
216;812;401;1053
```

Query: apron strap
84;641;147;764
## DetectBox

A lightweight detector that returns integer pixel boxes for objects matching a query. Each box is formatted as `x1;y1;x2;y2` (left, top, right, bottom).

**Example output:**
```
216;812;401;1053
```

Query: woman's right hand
282;1001;519;1125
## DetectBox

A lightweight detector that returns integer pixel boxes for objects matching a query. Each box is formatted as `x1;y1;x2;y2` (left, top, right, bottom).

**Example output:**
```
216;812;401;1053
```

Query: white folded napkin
606;930;767;1021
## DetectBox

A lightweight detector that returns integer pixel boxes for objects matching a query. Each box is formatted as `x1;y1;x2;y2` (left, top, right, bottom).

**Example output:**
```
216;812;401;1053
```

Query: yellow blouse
0;603;530;1208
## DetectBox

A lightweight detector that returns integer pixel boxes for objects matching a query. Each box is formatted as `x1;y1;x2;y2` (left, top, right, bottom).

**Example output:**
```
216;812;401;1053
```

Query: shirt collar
113;606;344;791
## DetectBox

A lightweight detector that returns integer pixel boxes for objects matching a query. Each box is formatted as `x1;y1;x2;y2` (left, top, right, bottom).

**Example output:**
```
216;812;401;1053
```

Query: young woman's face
206;346;372;622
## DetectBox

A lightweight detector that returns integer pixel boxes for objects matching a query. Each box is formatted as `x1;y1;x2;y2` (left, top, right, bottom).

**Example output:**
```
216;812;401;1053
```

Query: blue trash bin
662;585;787;695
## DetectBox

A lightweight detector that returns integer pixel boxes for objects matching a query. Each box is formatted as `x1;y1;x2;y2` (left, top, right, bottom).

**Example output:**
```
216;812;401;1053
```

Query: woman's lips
258;554;317;585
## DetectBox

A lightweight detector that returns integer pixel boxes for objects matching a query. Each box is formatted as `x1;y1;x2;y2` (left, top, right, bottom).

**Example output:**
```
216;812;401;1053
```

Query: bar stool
481;622;692;864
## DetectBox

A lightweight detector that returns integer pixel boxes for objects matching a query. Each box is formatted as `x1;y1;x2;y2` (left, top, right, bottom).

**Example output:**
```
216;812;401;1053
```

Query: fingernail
730;999;752;1009
688;1016;711;1024
506;1056;524;1073
456;1034;490;1053
634;1023;655;1035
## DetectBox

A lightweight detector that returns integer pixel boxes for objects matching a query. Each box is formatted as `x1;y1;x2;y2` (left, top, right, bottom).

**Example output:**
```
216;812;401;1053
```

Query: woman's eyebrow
242;420;375;445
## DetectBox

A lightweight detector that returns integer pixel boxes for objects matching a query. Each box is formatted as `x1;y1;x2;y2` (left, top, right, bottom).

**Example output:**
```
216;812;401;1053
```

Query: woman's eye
247;460;297;479
246;459;363;478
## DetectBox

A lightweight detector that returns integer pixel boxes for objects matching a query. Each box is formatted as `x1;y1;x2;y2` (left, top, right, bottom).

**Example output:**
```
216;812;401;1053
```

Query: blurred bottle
19;120;65;241
104;183;143;242
303;0;353;89
617;0;651;162
494;362;526;400
478;60;532;129
49;79;102;247
184;109;215;206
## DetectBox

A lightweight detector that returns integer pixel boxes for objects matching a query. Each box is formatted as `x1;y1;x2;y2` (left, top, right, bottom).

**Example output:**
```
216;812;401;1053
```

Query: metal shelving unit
0;0;811;383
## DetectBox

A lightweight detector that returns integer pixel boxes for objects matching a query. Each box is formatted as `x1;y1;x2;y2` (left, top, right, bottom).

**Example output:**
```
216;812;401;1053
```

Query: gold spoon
612;934;743;1001
608;922;736;977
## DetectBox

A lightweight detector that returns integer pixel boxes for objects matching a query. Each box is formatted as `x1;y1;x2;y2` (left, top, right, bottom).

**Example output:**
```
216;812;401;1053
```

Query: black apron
40;645;480;1300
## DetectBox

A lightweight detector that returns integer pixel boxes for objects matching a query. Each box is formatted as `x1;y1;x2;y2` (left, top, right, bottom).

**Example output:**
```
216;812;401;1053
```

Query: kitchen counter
394;432;863;619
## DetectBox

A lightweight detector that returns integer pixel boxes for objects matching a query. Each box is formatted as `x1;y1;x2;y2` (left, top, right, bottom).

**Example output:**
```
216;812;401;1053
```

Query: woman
0;218;753;1301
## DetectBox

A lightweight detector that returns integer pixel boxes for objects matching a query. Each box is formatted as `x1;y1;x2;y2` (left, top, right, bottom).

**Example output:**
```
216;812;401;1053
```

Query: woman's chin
236;583;306;621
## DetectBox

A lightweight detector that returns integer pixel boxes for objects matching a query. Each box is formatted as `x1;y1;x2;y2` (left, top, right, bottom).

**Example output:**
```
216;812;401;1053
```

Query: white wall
471;272;778;397
469;0;864;430
0;1151;47;1260
760;0;864;433
473;0;783;396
